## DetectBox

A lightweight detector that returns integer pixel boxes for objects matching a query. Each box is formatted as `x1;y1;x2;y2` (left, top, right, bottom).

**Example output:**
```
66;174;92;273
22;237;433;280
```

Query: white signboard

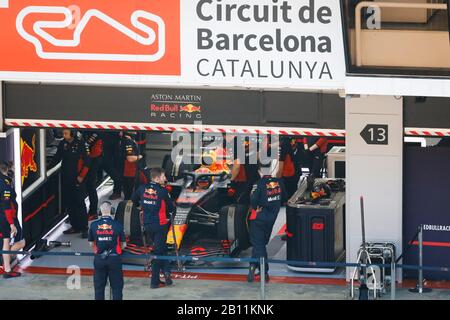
0;0;346;90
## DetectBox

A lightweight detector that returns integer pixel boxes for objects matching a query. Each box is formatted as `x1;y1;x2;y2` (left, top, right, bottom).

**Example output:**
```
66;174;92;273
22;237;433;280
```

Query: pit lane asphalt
1;274;450;300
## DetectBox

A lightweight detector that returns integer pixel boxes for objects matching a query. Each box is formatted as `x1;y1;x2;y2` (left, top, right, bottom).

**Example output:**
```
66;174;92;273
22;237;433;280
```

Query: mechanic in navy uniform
277;136;298;199
0;163;26;278
102;131;123;200
50;129;91;238
135;132;147;163
119;131;143;200
132;167;175;289
230;136;259;204
83;130;103;220
248;162;284;283
88;201;126;300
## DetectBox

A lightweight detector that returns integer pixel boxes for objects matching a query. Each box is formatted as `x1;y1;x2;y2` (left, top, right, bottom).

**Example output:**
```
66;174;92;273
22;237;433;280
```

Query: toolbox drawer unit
286;191;345;273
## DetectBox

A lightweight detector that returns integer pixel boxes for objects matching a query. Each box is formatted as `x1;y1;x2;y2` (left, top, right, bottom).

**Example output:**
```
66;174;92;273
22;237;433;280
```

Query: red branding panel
0;0;180;75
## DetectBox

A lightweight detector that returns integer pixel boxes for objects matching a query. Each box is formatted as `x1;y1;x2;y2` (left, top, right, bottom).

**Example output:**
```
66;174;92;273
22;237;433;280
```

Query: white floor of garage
18;178;346;280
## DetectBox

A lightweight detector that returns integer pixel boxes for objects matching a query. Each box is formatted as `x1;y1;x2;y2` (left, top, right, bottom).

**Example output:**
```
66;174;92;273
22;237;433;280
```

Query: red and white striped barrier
5;119;450;137
5;119;346;137
404;128;450;137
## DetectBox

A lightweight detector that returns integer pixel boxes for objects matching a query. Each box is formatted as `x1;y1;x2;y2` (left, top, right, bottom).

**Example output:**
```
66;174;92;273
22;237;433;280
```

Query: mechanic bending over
132;168;175;289
230;136;259;205
303;137;328;179
88;201;126;300
248;162;285;283
0;162;25;278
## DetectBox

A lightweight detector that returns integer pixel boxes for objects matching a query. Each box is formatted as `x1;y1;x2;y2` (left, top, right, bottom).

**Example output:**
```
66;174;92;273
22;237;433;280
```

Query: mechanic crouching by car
0;163;25;278
132;168;175;289
248;162;284;283
89;201;126;300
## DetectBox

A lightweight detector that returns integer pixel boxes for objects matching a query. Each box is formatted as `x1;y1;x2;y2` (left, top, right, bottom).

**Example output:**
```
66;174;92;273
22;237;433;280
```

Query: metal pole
260;257;266;300
390;261;396;300
409;224;432;293
418;225;424;293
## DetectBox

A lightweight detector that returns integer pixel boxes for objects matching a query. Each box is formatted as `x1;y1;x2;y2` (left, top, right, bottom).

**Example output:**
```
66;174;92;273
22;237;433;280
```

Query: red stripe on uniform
116;236;122;255
159;199;168;225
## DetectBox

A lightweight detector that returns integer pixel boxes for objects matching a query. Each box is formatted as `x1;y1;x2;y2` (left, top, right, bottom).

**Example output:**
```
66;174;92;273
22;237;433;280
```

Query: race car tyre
217;204;251;255
115;200;144;246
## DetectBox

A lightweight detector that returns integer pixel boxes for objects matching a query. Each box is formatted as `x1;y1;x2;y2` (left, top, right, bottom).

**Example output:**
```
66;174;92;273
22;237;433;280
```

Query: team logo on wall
149;93;203;120
0;0;180;75
20;133;37;185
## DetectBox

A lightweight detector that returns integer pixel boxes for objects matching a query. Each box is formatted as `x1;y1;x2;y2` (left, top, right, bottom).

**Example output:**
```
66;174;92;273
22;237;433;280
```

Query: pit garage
4;82;450;289
1;82;349;281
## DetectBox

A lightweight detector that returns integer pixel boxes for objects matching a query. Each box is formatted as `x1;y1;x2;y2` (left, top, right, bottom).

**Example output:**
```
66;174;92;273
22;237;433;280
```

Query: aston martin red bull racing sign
0;0;345;90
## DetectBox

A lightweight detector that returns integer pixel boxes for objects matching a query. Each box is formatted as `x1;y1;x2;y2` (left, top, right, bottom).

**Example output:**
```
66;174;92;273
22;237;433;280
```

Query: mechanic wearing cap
119;132;143;200
132;167;175;289
49;129;91;238
230;136;259;204
248;162;284;283
83;130;103;220
277;136;298;199
0;163;25;278
303;137;328;179
88;201;126;300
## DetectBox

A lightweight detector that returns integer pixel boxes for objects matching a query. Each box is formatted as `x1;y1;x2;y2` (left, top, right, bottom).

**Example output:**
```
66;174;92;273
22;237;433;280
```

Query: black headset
63;129;76;138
